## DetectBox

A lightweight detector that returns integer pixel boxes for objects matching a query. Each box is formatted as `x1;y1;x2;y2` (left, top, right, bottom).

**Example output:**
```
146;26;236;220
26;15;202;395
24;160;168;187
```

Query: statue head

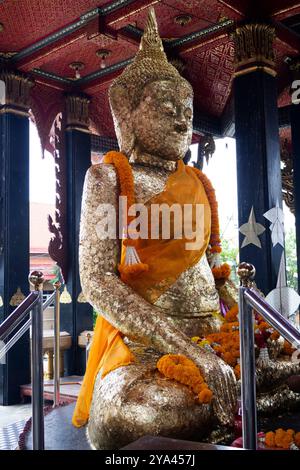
109;8;193;161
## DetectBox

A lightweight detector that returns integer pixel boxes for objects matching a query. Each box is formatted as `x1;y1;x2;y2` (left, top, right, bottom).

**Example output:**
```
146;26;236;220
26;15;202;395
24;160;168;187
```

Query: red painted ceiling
0;0;109;51
1;0;299;141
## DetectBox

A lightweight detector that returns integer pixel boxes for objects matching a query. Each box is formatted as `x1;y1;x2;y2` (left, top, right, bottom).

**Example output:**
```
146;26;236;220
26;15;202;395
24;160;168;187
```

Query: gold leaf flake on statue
77;291;87;303
9;287;26;306
60;286;72;304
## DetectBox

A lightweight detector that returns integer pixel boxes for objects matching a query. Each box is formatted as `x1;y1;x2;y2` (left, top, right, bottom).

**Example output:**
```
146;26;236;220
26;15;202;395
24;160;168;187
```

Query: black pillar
233;24;283;294
291;91;300;294
0;72;33;404
60;93;93;376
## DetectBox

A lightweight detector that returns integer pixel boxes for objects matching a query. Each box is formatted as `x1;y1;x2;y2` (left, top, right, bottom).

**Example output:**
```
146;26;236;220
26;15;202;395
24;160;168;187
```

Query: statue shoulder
83;163;119;205
87;163;118;187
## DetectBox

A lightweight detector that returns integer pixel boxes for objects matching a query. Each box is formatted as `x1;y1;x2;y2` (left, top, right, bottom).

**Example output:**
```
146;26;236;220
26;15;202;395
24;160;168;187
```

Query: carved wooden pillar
61;93;93;376
232;24;283;294
289;58;300;293
0;71;33;404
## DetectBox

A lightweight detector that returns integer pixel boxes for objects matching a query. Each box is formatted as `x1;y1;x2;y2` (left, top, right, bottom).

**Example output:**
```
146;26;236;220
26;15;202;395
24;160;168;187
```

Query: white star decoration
239;207;265;249
263;200;285;248
266;253;300;318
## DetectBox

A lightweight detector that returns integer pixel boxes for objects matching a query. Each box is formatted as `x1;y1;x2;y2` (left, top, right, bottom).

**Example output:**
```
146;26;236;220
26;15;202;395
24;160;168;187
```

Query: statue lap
88;362;213;450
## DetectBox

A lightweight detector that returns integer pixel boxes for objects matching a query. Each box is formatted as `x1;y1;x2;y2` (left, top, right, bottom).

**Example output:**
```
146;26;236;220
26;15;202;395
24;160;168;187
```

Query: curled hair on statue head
109;7;193;156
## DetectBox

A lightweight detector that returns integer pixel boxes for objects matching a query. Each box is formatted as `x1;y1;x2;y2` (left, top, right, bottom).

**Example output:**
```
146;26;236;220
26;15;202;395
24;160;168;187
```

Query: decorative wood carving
232;24;276;75
48;113;68;281
65;93;90;130
183;134;216;170
0;70;33;114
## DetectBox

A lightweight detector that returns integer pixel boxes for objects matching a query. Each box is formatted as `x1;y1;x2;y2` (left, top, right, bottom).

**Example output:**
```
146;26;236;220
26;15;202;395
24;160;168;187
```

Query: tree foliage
285;228;298;291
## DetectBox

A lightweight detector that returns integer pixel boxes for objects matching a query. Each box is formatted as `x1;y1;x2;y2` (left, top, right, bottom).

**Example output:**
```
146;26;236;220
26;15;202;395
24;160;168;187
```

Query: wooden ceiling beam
273;20;300;54
272;3;300;22
168;19;235;54
217;0;246;16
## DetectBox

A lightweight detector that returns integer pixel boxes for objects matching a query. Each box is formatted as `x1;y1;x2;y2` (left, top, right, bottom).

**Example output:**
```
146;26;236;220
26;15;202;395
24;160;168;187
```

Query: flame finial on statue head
109;7;193;155
139;7;164;56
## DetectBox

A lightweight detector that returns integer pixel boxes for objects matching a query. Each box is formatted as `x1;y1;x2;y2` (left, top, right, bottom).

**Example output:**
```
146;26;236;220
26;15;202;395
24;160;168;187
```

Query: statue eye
162;101;176;115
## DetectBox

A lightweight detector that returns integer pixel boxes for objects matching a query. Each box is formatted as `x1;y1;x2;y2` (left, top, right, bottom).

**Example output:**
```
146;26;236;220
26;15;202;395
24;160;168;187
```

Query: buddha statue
73;9;300;449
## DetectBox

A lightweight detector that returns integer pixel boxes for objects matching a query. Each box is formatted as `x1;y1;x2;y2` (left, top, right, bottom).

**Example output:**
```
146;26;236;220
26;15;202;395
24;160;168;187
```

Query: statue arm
79;164;237;424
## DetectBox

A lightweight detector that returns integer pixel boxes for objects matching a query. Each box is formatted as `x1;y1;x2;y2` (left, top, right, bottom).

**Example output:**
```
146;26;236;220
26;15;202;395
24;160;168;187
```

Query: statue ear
109;87;135;157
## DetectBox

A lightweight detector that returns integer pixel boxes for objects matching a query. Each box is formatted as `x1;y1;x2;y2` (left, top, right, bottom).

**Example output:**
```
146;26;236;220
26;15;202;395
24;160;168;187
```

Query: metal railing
238;263;300;450
0;271;62;450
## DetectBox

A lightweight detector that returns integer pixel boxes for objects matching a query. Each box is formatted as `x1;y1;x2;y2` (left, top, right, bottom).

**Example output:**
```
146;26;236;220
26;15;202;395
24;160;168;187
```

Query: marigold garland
192;167;230;280
103;151;149;279
264;429;300;449
212;263;231;280
103;151;135;213
157;354;213;404
192;167;221;253
283;340;296;356
192;303;292;380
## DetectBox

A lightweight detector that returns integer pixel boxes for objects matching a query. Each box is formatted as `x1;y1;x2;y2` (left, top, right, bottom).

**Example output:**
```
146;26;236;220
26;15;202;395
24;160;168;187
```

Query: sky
30;122;296;250
30;121;56;205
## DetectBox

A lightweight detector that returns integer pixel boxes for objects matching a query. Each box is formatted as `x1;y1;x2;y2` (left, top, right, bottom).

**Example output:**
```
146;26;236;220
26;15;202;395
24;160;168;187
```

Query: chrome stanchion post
53;280;61;407
29;271;45;451
237;263;258;450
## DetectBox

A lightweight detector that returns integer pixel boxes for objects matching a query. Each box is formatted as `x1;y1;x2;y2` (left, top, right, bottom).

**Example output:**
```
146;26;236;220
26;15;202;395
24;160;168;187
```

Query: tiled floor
0;403;32;427
0;419;26;450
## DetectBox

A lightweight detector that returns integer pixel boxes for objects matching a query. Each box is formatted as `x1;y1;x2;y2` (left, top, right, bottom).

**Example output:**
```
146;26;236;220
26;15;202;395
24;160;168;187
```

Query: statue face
132;80;193;161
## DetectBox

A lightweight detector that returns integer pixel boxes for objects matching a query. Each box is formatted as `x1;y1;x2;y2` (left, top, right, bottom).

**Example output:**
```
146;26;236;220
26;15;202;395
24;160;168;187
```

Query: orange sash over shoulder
72;152;212;428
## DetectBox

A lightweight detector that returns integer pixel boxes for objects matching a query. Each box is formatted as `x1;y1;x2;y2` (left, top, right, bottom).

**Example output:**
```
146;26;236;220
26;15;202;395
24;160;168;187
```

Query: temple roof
0;0;299;141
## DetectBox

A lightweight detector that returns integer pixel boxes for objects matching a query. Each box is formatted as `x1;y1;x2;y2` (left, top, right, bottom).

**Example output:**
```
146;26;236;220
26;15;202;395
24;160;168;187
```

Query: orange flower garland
192;167;221;254
192;167;231;280
283;340;296;356
103;151;149;279
193;304;241;378
157;354;213;404
212;263;231;280
265;429;300;449
192;304;290;380
103;151;135;212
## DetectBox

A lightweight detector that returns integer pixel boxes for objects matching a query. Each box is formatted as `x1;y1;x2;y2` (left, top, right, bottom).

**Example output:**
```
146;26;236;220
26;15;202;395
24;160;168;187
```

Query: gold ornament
65;93;90;131
109;7;193;155
60;286;72;304
77;291;87;303
9;287;26;307
0;71;33;113
232;24;276;77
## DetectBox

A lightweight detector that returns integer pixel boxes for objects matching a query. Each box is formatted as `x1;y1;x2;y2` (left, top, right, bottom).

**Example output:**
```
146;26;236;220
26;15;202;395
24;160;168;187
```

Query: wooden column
60;93;93;376
233;24;283;294
0;71;33;404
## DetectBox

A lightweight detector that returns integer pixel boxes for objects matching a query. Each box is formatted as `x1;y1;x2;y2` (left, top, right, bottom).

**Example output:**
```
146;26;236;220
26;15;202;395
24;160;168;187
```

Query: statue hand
188;345;237;425
202;354;237;426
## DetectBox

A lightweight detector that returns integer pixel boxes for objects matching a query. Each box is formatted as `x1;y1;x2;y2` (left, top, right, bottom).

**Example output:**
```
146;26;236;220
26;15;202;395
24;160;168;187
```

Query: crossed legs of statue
88;363;214;450
87;356;300;450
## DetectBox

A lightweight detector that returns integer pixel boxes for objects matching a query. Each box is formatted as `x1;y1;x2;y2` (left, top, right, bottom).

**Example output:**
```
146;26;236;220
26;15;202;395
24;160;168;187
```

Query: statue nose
174;119;188;133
